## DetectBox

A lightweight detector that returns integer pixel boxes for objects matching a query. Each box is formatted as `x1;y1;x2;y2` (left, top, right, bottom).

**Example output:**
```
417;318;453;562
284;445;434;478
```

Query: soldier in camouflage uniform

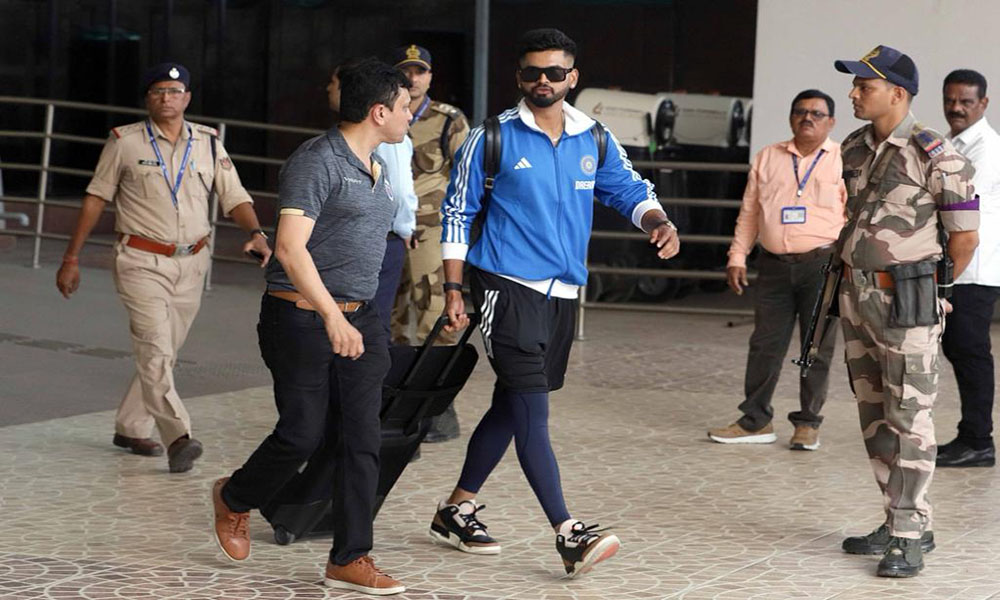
834;46;980;578
391;44;470;441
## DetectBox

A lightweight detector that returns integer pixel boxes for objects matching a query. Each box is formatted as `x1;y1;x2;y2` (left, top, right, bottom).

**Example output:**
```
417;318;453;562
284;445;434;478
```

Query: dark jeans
223;294;390;566
373;234;406;342
941;283;1000;447
737;251;836;431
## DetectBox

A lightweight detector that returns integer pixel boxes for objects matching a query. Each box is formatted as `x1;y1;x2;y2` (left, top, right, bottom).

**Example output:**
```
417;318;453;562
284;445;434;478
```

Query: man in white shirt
939;69;1000;468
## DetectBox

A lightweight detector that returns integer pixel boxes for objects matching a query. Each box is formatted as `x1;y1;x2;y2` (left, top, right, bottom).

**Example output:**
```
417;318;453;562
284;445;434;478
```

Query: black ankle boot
877;536;924;577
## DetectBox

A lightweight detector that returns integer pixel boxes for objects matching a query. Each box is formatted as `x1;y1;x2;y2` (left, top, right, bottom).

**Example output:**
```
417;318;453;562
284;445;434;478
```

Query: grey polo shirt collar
326;126;381;184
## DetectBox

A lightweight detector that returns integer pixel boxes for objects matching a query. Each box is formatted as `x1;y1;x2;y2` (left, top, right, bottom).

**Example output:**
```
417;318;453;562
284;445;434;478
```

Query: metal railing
0;95;324;290
575;159;754;338
0;95;753;338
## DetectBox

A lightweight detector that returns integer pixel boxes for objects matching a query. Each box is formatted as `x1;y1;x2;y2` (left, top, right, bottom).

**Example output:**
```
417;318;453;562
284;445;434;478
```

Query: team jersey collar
516;98;595;137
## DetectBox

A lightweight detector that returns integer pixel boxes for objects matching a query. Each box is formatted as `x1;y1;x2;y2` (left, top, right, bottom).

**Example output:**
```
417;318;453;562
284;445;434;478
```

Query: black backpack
480;116;608;206
467;116;608;246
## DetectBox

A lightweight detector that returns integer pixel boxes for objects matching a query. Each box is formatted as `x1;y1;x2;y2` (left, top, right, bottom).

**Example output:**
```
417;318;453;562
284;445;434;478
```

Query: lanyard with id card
782;206;807;224
783;149;825;225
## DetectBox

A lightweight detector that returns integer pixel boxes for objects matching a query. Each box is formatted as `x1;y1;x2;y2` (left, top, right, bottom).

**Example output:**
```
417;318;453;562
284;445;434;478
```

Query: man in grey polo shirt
211;58;411;596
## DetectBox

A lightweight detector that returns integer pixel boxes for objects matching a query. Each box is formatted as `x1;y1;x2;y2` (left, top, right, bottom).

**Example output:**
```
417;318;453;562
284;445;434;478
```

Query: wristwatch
443;282;463;292
250;228;268;240
651;219;677;232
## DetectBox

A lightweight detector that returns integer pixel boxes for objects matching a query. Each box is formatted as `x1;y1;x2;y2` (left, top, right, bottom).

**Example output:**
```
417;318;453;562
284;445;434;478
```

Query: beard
523;84;568;108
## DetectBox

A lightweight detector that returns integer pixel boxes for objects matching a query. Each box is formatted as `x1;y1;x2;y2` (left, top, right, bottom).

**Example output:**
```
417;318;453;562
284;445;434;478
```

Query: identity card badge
781;206;807;225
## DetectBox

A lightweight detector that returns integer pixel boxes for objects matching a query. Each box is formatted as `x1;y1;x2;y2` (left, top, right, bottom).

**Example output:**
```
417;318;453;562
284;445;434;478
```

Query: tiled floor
2;309;1000;599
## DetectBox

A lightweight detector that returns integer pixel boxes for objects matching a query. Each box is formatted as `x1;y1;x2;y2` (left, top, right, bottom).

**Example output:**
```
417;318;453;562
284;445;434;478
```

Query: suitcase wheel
274;526;296;546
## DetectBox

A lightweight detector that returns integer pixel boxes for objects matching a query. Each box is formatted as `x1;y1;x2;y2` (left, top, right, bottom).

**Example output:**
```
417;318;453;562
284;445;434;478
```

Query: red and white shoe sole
428;528;502;555
568;535;621;579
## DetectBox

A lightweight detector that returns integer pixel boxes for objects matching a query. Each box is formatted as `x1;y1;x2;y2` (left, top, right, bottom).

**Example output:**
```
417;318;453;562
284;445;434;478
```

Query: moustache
947;112;966;120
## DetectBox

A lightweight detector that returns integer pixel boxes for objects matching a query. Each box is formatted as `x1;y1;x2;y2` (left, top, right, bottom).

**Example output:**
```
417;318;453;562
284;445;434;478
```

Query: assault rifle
793;255;842;377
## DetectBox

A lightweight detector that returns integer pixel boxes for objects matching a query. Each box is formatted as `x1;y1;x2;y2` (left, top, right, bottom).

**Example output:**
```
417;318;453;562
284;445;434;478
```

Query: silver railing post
204;121;226;291
32;103;55;269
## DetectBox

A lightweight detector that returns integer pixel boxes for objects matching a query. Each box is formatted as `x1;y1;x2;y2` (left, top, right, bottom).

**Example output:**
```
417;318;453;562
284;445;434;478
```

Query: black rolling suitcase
261;314;480;545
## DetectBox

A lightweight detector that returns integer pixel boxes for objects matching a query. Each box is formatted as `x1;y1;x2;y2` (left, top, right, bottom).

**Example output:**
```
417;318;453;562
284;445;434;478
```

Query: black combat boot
877;536;924;577
842;524;935;555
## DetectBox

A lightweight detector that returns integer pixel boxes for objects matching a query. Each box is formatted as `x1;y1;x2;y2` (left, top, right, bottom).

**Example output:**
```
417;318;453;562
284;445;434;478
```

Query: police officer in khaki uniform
56;63;272;473
833;46;979;577
391;44;470;441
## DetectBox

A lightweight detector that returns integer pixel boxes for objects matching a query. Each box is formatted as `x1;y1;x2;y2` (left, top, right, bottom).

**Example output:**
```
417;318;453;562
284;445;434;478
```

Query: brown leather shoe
212;477;250;561
112;433;164;456
167;435;203;473
324;556;406;596
707;422;777;444
789;425;821;450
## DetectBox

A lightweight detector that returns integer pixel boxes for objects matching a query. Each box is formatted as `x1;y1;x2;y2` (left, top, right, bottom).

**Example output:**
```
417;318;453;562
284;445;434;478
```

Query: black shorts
469;267;576;392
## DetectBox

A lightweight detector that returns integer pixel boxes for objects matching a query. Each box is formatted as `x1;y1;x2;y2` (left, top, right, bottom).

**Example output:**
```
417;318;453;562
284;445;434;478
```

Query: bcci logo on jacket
580;155;597;175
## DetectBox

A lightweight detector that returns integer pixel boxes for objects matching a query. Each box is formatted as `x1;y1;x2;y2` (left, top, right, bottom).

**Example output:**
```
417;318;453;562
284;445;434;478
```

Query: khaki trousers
391;225;457;345
111;242;209;445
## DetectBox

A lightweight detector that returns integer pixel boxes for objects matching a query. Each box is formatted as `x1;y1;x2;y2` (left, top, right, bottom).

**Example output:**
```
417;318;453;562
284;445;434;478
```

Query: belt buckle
174;244;193;256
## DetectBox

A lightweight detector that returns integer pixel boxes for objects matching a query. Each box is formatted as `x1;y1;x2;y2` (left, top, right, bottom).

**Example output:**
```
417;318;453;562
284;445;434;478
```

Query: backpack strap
439;114;455;160
590;120;608;167
469;115;502;246
483;115;501;201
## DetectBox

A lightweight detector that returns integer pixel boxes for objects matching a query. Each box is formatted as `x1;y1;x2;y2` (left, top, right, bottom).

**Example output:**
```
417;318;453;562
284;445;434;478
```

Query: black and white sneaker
556;520;620;578
429;500;501;555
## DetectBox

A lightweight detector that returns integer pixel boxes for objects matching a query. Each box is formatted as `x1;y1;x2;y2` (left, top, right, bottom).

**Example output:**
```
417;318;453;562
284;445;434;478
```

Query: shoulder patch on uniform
430;101;462;117
194;123;219;137
912;126;945;158
110;121;144;139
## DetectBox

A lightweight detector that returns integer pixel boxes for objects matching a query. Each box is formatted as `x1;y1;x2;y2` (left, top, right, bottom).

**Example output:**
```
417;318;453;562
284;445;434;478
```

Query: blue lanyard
791;149;826;198
410;96;431;124
145;120;194;208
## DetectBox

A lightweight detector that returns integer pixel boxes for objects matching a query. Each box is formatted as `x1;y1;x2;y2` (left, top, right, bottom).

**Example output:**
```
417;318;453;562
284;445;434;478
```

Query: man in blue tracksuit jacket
428;28;680;579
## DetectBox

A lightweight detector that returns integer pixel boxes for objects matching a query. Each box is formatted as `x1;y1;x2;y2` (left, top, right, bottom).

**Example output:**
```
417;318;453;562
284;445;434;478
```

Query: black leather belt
761;245;834;264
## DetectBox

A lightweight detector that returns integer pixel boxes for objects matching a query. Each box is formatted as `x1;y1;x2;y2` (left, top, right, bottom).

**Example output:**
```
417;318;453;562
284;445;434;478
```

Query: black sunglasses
518;66;574;82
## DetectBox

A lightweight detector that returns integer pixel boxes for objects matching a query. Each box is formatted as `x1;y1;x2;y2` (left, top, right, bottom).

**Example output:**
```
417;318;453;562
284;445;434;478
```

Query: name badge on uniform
781;206;807;224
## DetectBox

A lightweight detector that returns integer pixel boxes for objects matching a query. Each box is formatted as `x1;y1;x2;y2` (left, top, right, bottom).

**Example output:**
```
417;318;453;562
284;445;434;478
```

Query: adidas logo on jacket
440;99;660;297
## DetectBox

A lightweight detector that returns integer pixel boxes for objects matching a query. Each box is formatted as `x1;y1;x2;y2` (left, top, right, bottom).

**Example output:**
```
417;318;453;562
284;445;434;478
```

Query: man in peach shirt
709;89;847;450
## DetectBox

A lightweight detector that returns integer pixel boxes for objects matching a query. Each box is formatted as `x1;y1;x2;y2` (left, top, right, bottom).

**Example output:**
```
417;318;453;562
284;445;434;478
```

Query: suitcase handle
400;313;480;390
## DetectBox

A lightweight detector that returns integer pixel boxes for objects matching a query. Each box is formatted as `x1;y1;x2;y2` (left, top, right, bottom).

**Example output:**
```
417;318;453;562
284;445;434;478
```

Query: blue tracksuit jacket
440;100;660;289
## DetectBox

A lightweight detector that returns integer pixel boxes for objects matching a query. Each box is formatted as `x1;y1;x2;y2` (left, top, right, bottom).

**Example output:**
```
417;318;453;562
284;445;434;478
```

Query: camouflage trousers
391;224;458;346
839;269;944;538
